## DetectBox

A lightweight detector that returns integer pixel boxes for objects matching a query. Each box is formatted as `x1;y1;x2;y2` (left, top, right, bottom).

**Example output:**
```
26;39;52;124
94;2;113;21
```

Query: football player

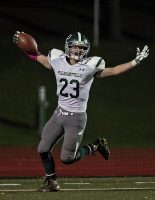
13;31;149;192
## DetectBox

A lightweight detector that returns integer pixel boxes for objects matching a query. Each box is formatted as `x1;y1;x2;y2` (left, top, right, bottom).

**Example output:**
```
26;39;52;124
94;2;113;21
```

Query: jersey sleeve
47;48;64;67
87;56;105;73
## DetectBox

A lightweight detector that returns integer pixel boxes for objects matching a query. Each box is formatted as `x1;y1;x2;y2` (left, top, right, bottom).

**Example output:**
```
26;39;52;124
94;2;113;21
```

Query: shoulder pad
86;56;105;70
48;49;64;61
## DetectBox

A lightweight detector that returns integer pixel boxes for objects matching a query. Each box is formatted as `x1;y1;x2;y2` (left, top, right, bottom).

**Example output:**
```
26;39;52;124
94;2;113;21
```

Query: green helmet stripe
77;32;81;42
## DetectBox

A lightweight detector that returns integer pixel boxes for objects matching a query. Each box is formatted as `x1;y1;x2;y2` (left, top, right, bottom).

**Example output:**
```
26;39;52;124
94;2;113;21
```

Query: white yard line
63;182;91;185
0;184;21;186
135;182;155;184
61;188;155;191
0;187;155;192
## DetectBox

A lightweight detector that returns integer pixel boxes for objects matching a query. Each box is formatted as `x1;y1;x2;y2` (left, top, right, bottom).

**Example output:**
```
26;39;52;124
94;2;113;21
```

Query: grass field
0;177;155;200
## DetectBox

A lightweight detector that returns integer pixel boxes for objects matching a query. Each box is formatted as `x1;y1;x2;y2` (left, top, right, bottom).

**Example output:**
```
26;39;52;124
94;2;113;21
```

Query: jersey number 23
60;78;79;98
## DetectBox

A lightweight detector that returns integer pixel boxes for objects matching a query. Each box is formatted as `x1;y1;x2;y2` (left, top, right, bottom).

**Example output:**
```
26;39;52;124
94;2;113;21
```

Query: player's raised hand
13;31;41;61
134;45;149;64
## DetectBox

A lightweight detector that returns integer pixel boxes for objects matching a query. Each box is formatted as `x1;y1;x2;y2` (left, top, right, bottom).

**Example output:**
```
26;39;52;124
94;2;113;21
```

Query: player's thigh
38;116;64;153
60;114;87;161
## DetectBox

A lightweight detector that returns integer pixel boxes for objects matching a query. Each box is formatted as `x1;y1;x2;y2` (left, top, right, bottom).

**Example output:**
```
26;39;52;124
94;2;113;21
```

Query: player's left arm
96;45;149;78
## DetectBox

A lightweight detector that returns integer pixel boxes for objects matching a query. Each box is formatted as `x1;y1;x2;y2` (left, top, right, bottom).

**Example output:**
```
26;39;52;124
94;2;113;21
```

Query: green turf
0;177;155;200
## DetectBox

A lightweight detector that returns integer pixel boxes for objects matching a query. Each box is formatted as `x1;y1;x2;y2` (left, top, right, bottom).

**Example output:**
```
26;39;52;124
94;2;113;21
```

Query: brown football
17;32;38;54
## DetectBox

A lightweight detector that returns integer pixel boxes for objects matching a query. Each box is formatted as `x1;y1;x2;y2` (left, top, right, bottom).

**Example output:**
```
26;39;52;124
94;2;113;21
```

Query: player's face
70;45;85;61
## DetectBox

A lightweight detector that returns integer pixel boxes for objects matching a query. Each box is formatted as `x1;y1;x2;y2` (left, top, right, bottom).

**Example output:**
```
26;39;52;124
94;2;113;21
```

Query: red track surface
0;147;155;177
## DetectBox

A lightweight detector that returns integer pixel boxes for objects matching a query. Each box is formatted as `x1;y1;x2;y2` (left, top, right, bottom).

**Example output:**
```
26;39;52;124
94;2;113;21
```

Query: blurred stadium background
0;0;155;177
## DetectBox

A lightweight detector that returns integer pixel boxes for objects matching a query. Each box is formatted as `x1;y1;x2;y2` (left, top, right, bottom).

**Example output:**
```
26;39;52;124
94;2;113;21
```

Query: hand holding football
15;32;38;55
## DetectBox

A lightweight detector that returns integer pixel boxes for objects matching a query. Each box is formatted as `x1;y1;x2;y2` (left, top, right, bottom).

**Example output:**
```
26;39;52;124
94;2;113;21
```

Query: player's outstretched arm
37;54;51;69
97;45;149;78
13;31;51;70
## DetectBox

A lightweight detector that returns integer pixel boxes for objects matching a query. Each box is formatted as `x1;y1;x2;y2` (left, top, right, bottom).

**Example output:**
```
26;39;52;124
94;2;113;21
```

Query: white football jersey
47;49;105;112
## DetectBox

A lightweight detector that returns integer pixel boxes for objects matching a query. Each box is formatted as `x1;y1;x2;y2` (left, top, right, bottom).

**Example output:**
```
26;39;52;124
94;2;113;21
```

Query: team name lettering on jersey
58;71;82;78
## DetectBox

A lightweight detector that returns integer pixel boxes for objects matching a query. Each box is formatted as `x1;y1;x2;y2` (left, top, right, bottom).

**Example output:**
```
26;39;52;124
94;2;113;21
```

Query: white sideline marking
62;188;155;191
0;187;155;192
63;182;90;185
135;182;155;184
0;184;21;186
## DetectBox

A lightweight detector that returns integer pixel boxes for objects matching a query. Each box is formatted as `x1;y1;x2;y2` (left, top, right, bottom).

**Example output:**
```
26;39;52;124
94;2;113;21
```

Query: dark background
0;0;155;40
0;0;155;148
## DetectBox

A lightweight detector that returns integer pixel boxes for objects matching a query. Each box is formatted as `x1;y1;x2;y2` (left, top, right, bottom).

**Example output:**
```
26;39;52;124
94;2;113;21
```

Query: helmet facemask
65;32;90;61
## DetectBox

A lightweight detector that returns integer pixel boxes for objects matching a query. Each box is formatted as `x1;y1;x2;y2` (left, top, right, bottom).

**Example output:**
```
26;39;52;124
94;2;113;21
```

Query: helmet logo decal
66;34;72;41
